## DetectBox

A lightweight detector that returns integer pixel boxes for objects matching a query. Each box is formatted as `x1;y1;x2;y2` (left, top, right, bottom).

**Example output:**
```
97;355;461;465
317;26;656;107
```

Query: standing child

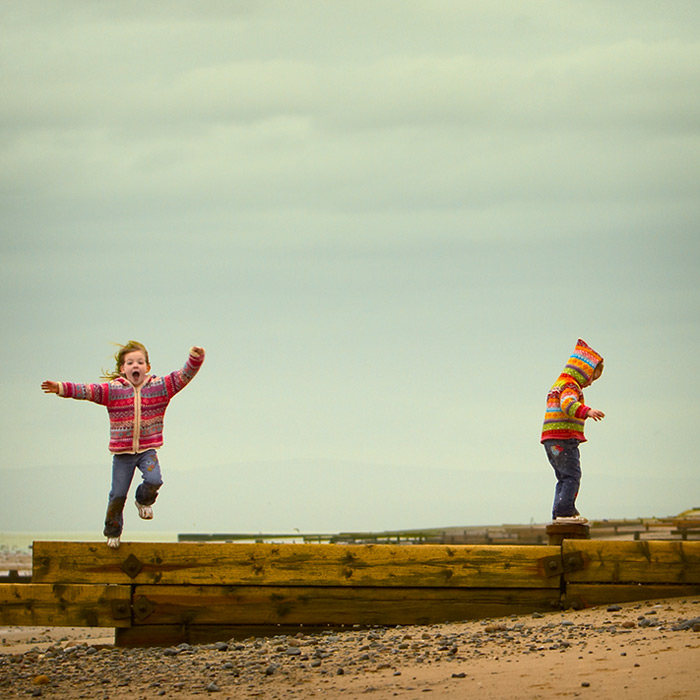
541;338;604;523
41;341;205;548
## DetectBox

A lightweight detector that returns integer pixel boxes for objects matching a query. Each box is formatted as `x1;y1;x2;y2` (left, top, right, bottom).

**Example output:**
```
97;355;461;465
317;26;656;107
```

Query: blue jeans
103;450;163;537
543;439;581;519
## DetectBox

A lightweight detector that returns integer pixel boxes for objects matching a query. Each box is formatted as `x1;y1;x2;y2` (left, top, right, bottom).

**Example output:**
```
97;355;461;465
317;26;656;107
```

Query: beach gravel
1;598;700;699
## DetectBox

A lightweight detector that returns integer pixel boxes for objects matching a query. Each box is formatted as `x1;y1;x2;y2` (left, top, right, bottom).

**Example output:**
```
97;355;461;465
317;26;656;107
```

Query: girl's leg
134;450;163;506
103;454;137;537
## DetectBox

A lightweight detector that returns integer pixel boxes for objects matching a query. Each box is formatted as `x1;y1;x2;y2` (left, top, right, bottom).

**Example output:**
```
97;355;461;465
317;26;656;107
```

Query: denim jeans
103;450;163;537
543;439;581;519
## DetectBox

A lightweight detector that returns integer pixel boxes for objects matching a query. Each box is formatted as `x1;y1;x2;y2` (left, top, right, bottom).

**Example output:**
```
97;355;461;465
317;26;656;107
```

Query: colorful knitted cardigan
540;339;603;443
57;348;204;454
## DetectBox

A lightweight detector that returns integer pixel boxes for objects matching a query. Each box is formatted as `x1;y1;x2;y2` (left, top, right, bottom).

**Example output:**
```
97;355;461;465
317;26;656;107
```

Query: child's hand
191;346;205;358
587;408;605;421
41;380;59;394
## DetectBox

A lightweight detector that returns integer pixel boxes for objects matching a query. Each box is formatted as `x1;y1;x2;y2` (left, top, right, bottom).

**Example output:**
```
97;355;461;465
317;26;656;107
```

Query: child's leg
103;454;137;537
134;450;163;506
543;440;581;518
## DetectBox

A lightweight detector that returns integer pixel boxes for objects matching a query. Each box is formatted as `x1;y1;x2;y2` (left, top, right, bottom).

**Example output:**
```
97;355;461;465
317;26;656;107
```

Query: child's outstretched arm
41;380;59;394
161;346;205;398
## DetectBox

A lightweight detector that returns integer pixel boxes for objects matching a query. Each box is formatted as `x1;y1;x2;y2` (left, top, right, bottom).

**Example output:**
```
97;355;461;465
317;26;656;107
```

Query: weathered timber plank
563;583;700;610
31;542;562;588
0;583;131;627
131;585;561;627
563;540;700;584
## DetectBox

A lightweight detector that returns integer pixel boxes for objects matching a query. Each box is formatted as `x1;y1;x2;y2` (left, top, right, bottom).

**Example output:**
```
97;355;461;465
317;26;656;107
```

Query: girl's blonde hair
101;340;150;380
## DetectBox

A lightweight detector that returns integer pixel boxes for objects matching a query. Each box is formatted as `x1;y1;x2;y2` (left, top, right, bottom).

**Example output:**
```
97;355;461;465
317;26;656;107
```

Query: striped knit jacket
57;348;204;454
540;339;603;443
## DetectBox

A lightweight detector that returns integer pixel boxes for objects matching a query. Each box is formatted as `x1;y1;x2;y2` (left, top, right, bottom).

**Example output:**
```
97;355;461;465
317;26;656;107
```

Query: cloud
2;0;699;235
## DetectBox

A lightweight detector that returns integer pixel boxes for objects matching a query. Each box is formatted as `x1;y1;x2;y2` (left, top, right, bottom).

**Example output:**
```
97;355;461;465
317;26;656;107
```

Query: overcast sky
1;1;699;538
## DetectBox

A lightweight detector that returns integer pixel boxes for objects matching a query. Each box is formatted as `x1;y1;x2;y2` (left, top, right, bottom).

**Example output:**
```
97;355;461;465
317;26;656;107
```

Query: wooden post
545;522;590;545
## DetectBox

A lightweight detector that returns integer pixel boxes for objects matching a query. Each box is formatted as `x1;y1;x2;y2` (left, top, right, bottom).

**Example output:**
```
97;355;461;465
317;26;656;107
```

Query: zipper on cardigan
132;384;142;452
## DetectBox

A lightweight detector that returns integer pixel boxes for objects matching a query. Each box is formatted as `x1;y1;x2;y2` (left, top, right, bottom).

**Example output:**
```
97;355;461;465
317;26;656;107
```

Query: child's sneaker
106;536;121;549
136;501;153;520
554;515;589;524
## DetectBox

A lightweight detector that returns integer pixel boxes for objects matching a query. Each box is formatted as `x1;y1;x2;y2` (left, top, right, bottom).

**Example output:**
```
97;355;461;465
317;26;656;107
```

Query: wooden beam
32;542;562;588
545;522;590;545
563;583;700;610
131;584;561;627
0;583;131;627
562;540;700;584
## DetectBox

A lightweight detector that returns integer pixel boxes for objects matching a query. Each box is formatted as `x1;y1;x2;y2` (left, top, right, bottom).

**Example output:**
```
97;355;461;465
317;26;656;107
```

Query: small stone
484;624;507;633
206;681;220;692
264;663;280;676
581;681;591;687
452;672;466;678
32;676;50;686
607;605;622;612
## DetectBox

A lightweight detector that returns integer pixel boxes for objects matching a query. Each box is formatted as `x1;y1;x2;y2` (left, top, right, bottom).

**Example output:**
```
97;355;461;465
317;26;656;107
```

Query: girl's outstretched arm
41;380;59;394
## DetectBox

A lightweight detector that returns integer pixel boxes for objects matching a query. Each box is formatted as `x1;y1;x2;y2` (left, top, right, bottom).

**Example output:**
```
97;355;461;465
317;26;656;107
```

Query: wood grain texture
563;583;700;610
31;541;562;588
0;583;131;627
562;540;700;584
131;584;561;626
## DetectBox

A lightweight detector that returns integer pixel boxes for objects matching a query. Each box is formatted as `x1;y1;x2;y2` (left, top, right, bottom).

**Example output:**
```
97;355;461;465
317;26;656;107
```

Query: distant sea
0;531;179;554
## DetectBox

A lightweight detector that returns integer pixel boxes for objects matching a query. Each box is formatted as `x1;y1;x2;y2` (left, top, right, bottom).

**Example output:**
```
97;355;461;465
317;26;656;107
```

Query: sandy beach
2;595;699;700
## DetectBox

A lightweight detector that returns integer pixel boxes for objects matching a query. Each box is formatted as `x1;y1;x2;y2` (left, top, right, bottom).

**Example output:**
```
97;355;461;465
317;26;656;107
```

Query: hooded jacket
540;339;603;443
57;348;204;454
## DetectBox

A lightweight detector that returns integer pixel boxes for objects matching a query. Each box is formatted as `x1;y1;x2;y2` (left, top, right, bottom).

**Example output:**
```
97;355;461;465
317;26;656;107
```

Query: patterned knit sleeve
162;349;205;398
57;381;111;405
560;383;589;419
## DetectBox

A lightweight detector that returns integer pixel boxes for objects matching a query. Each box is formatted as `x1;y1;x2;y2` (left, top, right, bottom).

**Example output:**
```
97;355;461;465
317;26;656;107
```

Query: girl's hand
191;346;205;358
41;380;59;394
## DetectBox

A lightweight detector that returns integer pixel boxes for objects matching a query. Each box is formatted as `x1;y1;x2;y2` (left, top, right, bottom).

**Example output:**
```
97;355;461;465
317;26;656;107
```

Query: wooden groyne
1;540;699;647
178;513;700;546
